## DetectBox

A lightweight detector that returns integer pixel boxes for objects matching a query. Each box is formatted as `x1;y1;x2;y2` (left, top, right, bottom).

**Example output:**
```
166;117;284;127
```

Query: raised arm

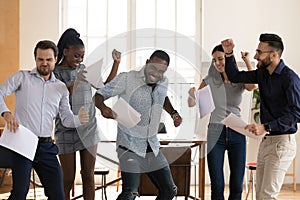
222;38;258;84
104;49;121;84
241;51;257;91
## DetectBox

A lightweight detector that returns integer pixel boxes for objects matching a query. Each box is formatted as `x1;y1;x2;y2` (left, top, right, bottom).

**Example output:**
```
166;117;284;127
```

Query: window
61;0;203;140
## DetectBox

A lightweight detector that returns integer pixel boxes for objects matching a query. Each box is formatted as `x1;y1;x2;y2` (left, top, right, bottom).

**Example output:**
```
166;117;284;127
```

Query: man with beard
221;34;300;200
94;50;182;200
0;40;89;200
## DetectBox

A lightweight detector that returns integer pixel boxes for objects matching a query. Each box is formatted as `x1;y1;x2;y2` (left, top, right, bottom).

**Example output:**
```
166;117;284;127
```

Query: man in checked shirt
94;50;182;200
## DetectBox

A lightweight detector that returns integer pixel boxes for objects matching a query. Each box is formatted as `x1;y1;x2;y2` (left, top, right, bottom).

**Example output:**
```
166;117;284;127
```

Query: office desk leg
199;143;205;200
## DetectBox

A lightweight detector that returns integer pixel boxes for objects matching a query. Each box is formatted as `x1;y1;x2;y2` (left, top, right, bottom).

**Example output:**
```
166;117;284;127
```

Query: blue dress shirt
225;56;300;135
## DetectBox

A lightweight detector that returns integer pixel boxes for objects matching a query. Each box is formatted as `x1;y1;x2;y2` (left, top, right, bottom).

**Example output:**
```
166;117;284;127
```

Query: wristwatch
264;123;271;132
170;110;178;117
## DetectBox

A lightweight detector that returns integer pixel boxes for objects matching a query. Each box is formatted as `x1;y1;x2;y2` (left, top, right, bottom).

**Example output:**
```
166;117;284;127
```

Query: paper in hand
85;58;104;88
222;113;263;139
0;125;39;161
112;97;141;128
194;85;215;118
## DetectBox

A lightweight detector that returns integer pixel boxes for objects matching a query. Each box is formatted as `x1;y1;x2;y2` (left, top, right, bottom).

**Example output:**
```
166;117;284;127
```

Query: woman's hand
188;87;196;98
188;87;196;107
241;51;251;64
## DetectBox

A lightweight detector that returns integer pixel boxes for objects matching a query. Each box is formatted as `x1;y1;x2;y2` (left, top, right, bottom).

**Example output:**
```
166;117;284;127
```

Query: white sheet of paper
112;97;141;128
85;58;104;88
0;125;39;161
222;113;263;139
194;85;215;118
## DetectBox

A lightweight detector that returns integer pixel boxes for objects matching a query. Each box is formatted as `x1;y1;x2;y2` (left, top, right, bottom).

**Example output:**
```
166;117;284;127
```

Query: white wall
202;0;300;74
20;0;60;69
202;0;300;184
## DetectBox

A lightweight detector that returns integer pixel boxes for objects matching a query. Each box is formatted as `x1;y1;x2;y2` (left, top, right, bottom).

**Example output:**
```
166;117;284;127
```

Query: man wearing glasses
221;34;300;200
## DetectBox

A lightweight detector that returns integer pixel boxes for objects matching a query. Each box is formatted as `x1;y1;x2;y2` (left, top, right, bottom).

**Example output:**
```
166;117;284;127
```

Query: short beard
37;68;52;76
257;56;272;69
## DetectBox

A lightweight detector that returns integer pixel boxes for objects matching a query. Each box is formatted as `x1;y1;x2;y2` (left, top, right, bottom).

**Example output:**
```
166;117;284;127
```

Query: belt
263;134;293;140
264;133;293;138
38;137;53;143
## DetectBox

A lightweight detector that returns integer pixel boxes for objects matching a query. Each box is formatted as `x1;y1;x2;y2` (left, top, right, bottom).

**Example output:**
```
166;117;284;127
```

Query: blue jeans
207;123;246;200
0;142;64;200
116;146;177;200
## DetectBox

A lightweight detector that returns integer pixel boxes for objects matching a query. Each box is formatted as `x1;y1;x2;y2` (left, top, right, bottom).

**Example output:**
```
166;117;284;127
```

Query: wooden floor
0;182;299;200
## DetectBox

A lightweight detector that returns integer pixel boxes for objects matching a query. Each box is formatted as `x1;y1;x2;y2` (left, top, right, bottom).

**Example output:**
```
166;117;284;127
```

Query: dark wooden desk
159;139;205;200
71;139;206;200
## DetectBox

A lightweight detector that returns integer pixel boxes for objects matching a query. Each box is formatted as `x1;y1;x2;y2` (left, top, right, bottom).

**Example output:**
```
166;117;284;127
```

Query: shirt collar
138;65;146;81
273;59;285;75
30;68;56;82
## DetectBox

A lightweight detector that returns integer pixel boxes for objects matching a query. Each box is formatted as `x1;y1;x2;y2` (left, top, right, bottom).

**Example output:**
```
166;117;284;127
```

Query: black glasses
256;50;273;55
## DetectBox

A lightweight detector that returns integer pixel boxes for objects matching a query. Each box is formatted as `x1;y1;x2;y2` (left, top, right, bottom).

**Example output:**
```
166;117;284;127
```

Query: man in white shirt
0;40;88;200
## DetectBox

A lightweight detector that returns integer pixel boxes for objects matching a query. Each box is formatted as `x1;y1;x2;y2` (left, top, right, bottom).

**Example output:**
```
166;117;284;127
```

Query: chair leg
251;170;255;200
32;170;36;200
102;174;108;200
71;183;75;197
194;162;197;197
244;167;248;194
116;167;121;192
245;170;252;200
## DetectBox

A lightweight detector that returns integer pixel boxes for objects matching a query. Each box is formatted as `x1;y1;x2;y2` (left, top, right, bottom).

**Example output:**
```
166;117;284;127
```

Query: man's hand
93;93;117;119
245;123;266;136
2;112;19;132
112;49;121;63
100;105;117;119
78;106;89;124
172;113;182;127
221;39;235;54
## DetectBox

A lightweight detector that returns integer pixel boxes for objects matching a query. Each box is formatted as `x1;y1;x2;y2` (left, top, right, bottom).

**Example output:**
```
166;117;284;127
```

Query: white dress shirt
0;68;80;137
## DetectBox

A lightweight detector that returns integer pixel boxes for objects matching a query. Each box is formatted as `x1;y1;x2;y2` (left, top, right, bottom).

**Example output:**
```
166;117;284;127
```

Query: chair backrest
0;168;8;186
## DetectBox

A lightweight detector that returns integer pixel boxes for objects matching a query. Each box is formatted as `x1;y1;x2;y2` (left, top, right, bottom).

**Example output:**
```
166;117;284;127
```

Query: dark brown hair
34;40;58;58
